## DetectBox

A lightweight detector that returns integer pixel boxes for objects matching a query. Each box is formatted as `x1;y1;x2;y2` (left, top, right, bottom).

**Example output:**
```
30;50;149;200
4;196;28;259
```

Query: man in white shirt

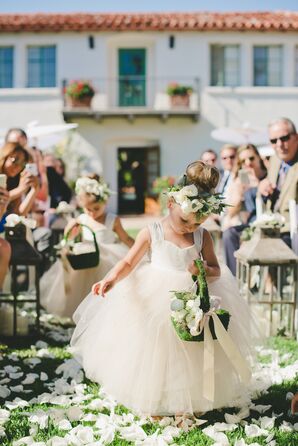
217;144;237;196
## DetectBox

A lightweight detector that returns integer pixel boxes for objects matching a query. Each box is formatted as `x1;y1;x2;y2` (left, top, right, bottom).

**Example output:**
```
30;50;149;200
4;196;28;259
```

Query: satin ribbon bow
197;308;251;403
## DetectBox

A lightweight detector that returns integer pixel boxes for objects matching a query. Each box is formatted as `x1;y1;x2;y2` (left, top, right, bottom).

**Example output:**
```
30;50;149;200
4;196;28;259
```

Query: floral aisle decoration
171;259;251;402
166;82;193;108
240;212;285;242
65;80;95;108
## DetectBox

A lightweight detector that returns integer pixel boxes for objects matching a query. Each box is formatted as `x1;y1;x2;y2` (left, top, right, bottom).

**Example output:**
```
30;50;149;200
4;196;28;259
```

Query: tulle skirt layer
41;242;128;318
71;263;259;415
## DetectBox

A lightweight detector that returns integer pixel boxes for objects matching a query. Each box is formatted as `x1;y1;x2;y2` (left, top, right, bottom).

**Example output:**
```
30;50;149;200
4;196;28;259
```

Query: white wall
1;29;298;213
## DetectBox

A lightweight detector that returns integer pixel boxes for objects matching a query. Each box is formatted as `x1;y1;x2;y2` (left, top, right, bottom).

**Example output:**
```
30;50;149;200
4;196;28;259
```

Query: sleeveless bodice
149;222;204;272
78;213;117;244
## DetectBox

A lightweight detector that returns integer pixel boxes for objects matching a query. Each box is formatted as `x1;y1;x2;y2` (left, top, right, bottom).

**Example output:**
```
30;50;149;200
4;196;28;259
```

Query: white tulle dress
41;213;129;318
71;221;258;416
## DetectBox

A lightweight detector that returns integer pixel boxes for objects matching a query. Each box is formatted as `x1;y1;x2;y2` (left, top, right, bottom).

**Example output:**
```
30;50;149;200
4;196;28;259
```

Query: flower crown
75;177;112;202
168;177;226;217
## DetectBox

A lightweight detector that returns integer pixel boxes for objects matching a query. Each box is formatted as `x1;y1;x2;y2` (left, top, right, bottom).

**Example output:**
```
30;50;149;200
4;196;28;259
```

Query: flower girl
41;174;134;318
71;162;258;416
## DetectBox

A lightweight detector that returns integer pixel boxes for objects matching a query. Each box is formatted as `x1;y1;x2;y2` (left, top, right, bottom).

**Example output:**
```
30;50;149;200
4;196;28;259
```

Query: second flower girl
41;174;134;318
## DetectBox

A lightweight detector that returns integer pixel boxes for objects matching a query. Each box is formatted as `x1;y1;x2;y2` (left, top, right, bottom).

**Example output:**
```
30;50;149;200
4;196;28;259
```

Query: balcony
62;77;200;123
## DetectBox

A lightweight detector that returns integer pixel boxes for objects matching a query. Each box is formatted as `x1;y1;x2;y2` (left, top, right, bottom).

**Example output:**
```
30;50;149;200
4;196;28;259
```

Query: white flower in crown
191;199;204;213
181;184;198;197
180;198;193;214
75;177;112;202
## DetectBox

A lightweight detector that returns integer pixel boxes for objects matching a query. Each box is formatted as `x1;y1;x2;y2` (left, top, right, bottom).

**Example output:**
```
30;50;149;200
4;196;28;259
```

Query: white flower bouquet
171;259;230;341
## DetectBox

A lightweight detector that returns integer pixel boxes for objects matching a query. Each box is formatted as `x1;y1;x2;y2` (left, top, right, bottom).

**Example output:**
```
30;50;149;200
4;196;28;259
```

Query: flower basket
5;222;27;241
171;259;230;342
63;223;100;270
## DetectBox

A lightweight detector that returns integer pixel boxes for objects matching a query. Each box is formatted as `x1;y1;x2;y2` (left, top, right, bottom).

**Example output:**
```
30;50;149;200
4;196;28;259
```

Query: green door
118;49;146;106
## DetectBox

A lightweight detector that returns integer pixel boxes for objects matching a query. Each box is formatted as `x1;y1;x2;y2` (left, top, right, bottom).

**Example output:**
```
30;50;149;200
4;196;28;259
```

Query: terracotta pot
67;96;93;108
170;94;190;108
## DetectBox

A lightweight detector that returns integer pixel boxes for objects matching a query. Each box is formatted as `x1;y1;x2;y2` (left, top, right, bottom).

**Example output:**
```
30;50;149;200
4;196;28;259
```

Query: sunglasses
269;133;293;145
8;156;26;168
221;155;236;161
240;156;255;164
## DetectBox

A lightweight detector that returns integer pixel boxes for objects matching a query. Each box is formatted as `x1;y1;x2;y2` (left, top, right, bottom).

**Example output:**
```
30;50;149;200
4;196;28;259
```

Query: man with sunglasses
217;144;237;196
259;118;298;231
223;117;297;275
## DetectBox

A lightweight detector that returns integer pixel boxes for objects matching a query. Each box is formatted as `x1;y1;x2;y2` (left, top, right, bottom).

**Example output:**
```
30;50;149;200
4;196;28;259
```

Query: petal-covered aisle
0;315;297;446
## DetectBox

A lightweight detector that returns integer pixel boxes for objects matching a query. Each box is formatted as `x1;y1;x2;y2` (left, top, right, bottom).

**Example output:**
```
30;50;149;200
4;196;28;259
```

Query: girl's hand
19;171;33;192
64;219;80;237
92;277;115;297
188;261;199;275
28;174;40;190
188;260;209;276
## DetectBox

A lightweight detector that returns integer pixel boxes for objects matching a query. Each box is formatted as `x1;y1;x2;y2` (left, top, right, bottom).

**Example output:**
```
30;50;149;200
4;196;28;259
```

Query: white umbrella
0;122;78;150
258;145;275;158
26;122;78;149
211;122;268;146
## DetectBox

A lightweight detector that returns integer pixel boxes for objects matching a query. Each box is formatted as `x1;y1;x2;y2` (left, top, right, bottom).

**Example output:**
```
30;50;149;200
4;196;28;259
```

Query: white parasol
211;122;268;146
0;122;78;150
26;122;78;149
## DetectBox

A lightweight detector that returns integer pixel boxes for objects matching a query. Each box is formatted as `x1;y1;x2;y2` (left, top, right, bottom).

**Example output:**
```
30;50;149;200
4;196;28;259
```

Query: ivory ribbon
198;310;251;403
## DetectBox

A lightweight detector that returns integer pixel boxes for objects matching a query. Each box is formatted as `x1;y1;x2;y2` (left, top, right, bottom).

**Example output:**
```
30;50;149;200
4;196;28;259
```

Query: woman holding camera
221;144;267;231
0;142;40;217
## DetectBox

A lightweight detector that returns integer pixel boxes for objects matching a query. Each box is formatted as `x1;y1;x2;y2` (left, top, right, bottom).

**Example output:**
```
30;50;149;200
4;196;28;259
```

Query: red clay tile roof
0;12;297;33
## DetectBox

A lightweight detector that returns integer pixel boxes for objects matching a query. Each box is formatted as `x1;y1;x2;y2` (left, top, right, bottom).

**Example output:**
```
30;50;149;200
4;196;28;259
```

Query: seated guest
200;149;218;167
217;144;237;196
223;117;298;275
222;144;267;232
43;153;72;209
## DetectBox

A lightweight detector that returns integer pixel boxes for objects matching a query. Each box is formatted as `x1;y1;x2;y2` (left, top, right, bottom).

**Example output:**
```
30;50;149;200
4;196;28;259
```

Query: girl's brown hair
185;160;220;193
0;142;30;174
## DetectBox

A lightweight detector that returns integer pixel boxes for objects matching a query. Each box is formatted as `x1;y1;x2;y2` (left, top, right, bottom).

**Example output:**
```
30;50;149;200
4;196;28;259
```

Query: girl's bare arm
92;227;150;296
113;216;135;248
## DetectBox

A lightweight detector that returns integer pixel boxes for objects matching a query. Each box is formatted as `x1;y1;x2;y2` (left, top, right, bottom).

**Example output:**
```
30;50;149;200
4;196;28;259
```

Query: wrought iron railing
62;76;200;111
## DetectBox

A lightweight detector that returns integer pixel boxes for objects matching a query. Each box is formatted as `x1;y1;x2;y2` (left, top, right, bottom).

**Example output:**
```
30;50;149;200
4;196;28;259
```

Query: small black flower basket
171;259;230;342
5;222;27;241
63;223;100;270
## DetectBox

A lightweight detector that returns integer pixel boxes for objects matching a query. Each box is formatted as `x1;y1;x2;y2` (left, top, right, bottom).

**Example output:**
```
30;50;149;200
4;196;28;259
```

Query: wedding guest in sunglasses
221;144;267;234
223;117;298;275
259;117;298;229
217;144;238;196
200;149;218;167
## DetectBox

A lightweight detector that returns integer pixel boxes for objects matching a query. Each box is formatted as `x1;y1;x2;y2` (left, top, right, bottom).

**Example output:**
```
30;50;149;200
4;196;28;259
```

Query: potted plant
65;80;95;108
166;82;193;108
152;176;176;215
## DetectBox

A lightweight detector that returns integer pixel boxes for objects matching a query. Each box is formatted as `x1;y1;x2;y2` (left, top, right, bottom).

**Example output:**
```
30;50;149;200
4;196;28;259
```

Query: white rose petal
245;424;268;438
57;419;72;431
0;386;11;398
66;406;83;422
40;373;48;382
